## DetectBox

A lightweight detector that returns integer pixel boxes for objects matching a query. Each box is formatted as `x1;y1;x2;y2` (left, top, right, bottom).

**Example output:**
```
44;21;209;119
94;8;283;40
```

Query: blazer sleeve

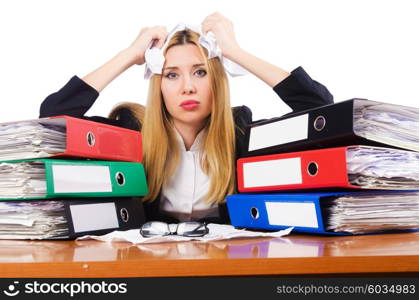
273;66;334;112
39;76;140;130
232;67;333;155
39;76;99;118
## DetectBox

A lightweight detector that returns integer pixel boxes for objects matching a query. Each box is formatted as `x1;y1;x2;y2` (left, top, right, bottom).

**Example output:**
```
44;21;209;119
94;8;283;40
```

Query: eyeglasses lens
177;222;208;237
141;221;170;237
140;221;209;237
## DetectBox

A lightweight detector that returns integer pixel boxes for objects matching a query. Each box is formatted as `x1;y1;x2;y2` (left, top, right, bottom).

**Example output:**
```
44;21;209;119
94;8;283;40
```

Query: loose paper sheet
76;224;293;244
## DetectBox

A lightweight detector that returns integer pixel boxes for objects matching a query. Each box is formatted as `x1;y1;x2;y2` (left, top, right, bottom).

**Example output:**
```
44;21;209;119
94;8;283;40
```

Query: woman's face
161;44;212;129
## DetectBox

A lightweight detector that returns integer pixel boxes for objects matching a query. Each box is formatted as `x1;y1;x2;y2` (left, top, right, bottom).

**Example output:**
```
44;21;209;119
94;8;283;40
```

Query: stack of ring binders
227;98;419;235
0;115;148;239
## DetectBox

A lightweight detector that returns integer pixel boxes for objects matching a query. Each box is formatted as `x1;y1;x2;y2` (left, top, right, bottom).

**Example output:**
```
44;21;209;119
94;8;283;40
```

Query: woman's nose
181;76;196;94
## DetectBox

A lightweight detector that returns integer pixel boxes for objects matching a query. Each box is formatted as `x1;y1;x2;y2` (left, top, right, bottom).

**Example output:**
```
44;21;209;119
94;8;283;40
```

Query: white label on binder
266;201;318;228
70;202;119;233
248;114;308;151
243;157;302;188
52;165;112;193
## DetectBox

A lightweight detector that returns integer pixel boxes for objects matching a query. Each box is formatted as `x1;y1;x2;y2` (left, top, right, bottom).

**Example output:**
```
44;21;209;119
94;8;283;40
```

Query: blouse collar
173;127;205;152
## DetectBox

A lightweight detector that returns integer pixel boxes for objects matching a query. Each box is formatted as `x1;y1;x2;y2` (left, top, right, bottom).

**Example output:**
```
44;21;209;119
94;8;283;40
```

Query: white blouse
159;129;219;222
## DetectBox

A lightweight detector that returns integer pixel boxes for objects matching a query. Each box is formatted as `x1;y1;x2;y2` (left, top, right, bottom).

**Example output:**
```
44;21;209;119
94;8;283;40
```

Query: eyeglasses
140;221;209;238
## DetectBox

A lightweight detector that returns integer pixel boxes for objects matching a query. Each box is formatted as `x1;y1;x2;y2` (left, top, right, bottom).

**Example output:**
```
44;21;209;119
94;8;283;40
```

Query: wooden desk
1;232;419;278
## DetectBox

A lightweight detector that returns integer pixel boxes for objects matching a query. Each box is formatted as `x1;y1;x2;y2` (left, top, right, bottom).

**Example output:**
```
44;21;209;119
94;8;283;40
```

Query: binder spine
243;100;357;157
237;147;350;192
226;194;350;235
55;116;142;162
307;99;355;142
44;159;148;197
108;163;148;196
64;197;145;238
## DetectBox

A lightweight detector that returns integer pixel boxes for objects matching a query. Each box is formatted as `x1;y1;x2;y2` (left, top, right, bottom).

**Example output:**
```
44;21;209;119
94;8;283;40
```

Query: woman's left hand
201;12;241;59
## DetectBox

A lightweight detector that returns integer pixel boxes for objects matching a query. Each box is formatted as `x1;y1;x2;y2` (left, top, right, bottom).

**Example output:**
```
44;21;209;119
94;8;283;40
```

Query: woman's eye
194;69;207;77
165;72;178;79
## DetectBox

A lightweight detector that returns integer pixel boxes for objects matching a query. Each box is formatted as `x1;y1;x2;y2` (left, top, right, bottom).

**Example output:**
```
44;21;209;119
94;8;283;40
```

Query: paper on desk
76;224;293;244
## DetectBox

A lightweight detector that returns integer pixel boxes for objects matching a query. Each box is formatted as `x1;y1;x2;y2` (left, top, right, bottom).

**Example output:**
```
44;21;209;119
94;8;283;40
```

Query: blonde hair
110;29;236;204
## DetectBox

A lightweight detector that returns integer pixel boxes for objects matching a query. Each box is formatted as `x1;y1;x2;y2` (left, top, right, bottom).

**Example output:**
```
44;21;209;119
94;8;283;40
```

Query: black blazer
39;66;333;224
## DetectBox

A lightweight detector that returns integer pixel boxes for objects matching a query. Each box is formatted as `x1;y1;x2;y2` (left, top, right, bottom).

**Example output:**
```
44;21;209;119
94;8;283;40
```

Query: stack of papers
326;192;419;234
0;121;66;161
0;161;46;198
347;146;419;189
0;201;69;239
353;101;419;152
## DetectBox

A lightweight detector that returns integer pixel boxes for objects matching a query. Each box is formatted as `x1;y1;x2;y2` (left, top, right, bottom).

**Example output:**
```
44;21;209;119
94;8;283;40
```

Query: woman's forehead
164;44;206;69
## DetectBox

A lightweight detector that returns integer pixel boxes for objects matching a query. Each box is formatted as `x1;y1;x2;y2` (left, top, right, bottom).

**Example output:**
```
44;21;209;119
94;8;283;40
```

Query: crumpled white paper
76;224;293;244
144;23;248;79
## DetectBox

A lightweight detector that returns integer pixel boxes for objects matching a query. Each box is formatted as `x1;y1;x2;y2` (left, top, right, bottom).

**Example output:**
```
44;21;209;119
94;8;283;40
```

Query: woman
40;13;333;224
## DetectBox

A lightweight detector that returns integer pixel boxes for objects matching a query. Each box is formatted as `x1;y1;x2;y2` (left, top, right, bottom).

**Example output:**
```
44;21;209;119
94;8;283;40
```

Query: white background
0;0;418;122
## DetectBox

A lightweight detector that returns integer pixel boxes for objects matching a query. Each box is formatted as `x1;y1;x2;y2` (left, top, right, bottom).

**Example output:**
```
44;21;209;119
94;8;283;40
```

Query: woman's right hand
125;26;168;65
82;26;167;92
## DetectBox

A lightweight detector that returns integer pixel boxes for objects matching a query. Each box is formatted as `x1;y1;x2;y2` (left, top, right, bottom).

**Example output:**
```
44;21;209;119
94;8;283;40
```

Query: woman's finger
152;27;167;48
142;26;166;49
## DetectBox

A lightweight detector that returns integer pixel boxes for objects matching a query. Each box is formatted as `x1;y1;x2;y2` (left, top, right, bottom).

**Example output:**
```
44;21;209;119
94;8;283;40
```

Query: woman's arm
38;75;140;130
83;26;167;92
225;49;290;88
202;12;333;111
39;76;99;118
39;26;168;118
202;12;290;87
82;48;141;93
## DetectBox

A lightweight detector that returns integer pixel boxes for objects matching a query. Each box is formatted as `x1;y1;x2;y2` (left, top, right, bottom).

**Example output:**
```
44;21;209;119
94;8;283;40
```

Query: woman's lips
180;100;200;110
